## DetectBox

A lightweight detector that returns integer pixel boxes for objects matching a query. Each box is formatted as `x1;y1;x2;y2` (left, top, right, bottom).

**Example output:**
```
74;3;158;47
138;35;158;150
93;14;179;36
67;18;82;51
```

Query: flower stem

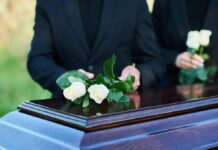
199;46;204;56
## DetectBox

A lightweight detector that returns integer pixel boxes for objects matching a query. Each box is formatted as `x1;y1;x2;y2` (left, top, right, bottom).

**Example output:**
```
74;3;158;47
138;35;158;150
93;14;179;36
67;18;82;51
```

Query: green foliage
107;91;124;103
188;48;197;54
103;55;116;80
125;75;135;86
206;66;218;77
202;53;210;61
179;67;208;85
110;81;134;93
119;95;130;103
93;74;110;86
56;55;135;108
82;95;90;108
197;67;208;81
179;66;218;85
179;43;217;85
0;46;51;117
56;70;88;90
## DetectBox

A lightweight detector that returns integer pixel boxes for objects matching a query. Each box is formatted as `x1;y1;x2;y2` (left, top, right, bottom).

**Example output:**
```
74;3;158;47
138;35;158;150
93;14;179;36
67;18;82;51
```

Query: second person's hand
175;52;204;70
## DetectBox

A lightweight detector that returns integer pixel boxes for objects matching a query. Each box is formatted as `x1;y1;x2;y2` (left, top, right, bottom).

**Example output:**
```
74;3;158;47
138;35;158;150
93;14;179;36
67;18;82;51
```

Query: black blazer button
88;65;94;72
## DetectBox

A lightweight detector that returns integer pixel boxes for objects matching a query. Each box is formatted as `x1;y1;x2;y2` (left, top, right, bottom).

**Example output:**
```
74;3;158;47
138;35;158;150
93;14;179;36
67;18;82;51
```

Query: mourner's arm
134;0;164;88
152;0;203;70
27;2;66;96
151;0;180;69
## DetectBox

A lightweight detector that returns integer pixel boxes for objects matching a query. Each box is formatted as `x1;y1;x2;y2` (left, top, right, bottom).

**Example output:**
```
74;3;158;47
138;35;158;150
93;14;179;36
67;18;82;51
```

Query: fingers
175;52;204;70
192;54;204;66
178;53;193;70
78;69;94;79
119;66;140;91
78;66;141;91
119;71;129;81
133;78;140;91
191;56;204;68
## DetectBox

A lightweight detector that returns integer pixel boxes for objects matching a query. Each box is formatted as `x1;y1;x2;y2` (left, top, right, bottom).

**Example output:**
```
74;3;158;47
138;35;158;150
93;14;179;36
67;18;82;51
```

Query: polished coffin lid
18;84;218;131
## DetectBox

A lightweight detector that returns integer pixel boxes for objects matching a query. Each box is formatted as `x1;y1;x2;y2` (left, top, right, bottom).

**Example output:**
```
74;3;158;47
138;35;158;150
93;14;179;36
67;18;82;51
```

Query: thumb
86;72;94;79
78;69;94;79
119;72;129;81
119;76;125;81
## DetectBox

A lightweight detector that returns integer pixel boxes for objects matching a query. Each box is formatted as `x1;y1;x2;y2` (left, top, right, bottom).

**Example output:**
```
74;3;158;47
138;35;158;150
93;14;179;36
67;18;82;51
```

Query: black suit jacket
152;0;218;87
28;0;163;96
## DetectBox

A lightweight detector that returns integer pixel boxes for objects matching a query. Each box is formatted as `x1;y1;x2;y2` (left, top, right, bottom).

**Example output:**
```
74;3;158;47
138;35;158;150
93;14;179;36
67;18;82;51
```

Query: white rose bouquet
56;55;135;108
179;30;217;85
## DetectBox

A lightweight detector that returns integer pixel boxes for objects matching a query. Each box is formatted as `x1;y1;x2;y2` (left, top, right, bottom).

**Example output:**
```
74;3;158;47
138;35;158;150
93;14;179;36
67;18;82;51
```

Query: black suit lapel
62;0;89;54
171;0;190;41
92;0;121;52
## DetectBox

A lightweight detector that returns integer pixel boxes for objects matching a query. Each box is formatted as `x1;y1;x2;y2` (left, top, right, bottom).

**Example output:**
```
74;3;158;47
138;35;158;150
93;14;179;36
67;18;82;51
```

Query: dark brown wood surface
18;84;218;131
1;84;218;149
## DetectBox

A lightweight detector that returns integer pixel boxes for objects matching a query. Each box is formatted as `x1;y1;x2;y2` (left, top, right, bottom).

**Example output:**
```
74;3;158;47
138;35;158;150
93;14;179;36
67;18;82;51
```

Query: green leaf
91;74;112;87
82;95;90;108
111;81;134;93
125;75;135;85
206;66;218;78
68;76;84;83
179;67;211;85
56;70;88;90
85;79;94;86
202;53;210;61
95;74;105;84
196;67;208;81
119;95;130;103
103;55;116;80
188;48;197;54
73;98;82;105
107;91;124;103
179;69;197;85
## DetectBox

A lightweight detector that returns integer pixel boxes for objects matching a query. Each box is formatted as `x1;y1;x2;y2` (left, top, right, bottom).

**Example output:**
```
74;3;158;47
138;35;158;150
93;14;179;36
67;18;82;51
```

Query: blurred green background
0;0;154;117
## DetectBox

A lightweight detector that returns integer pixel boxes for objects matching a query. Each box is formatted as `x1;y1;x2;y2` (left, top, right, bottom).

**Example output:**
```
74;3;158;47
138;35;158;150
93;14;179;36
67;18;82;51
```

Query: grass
0;44;51;117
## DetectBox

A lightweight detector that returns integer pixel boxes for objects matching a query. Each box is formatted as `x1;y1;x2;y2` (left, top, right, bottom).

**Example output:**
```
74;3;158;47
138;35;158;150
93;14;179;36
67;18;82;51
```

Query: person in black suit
27;0;163;97
152;0;218;87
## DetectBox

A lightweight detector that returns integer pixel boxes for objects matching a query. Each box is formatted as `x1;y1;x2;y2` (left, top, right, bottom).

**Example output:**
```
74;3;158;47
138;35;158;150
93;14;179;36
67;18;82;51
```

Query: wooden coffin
1;84;218;150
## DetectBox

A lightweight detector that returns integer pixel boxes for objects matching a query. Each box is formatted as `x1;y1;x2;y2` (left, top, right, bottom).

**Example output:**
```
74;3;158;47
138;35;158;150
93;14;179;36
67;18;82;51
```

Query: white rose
186;31;200;49
88;84;109;104
199;30;212;46
63;82;86;101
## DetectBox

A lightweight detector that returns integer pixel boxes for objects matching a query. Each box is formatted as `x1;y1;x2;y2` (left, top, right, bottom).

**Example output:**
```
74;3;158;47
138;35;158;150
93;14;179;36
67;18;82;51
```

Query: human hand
175;52;204;70
119;65;140;91
78;69;94;79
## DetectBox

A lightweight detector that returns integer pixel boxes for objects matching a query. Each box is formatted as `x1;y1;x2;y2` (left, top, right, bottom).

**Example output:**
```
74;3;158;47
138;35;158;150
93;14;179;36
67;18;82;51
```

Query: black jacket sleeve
134;0;165;88
152;0;180;68
27;1;66;96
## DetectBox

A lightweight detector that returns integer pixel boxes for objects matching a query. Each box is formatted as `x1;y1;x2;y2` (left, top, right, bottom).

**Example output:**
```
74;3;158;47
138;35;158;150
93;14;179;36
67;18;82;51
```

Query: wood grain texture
81;108;218;150
1;84;218;149
18;84;218;131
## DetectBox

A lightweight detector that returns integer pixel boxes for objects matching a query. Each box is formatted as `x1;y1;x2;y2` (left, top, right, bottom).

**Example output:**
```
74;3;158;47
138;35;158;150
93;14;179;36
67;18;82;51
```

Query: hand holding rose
119;65;140;91
178;29;216;85
175;52;204;70
78;65;141;91
57;55;140;107
176;30;212;71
